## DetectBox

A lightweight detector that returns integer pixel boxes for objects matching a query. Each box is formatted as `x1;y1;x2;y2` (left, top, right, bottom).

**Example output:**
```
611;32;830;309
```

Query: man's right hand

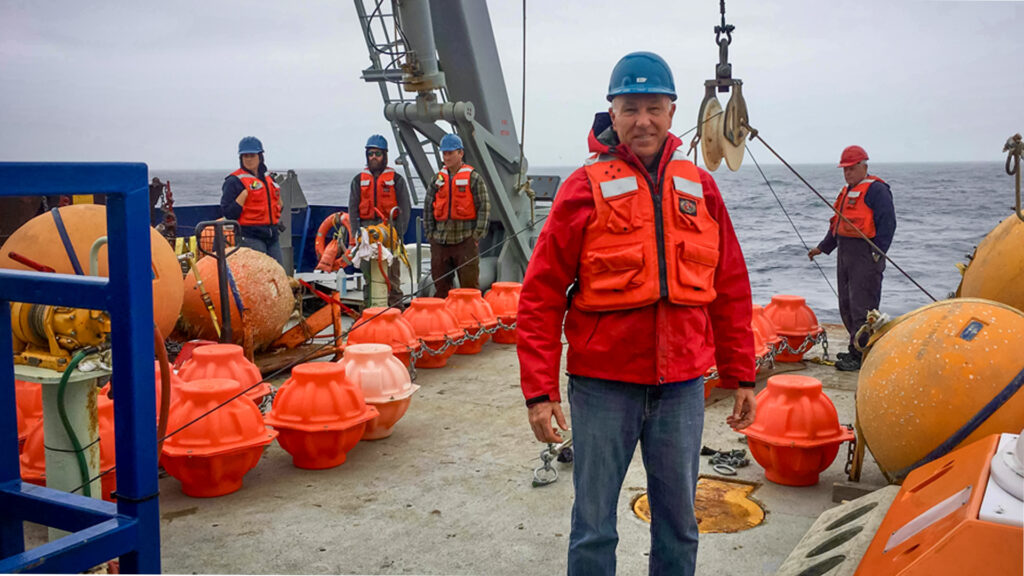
807;247;822;260
528;401;569;443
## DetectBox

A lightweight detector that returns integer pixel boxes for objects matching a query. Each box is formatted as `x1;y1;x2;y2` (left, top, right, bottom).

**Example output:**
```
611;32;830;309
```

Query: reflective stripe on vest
830;176;883;238
574;155;720;312
231;168;281;226
359;167;398;220
433;164;477;221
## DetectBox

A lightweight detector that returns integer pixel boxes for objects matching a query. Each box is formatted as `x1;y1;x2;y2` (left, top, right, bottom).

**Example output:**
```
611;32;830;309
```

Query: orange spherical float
180;248;294;350
959;215;1024;311
0;204;184;336
857;298;1024;480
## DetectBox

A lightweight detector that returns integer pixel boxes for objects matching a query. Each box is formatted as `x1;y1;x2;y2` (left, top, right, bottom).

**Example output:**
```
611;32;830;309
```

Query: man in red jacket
517;52;757;576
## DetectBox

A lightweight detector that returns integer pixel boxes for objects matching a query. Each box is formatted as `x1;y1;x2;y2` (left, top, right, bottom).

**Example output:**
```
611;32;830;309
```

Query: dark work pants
430;237;479;299
836;237;885;358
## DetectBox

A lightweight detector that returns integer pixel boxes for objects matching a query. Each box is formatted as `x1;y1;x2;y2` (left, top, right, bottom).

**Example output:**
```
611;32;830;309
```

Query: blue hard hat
606;52;677;102
238;136;264;155
439;133;464;152
365;134;388;151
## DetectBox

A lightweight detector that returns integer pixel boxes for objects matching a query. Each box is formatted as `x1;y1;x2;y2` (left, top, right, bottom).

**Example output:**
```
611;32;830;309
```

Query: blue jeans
568;375;704;576
239;232;284;267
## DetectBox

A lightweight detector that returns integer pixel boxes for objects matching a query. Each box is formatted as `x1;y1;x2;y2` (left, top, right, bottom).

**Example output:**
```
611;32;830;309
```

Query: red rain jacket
517;115;756;403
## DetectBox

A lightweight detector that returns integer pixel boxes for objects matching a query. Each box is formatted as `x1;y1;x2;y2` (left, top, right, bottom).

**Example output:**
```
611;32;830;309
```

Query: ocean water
156;161;1015;323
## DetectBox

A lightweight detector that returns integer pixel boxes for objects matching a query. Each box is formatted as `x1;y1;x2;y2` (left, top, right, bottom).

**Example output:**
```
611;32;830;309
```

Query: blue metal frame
0;163;160;573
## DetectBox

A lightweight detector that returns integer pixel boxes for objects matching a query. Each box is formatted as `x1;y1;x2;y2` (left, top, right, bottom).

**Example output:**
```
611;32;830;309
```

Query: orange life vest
830;176;884;238
358;167;398;220
432;164;477;221
573;152;720;312
231;168;281;226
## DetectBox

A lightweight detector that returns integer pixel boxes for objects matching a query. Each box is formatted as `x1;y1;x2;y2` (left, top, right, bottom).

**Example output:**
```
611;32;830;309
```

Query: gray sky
1;1;1021;170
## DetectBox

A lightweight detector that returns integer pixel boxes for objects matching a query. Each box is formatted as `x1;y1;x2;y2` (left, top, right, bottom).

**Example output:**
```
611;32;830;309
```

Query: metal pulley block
695;81;749;173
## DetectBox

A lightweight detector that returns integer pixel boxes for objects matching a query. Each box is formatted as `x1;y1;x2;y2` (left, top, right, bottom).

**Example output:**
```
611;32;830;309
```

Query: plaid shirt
423;167;490;245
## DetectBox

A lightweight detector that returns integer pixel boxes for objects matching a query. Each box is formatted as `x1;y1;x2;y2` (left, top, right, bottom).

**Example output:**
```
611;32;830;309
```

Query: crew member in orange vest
808;145;897;371
220;136;284;266
422;133;490;299
517;52;756;576
348;134;411;307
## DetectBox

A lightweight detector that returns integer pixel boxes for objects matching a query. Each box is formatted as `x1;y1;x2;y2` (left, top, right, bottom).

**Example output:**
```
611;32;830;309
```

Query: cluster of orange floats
707;295;856;487
14;284;522;499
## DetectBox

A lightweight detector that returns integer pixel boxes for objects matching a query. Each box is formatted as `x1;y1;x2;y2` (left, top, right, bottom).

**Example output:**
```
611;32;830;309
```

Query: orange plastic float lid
401;298;464;341
484;282;522;321
741;374;853;448
763;295;822;337
265;362;378;433
445;288;498;329
339;344;420;404
177;343;270;403
347;307;421;356
161;378;277;458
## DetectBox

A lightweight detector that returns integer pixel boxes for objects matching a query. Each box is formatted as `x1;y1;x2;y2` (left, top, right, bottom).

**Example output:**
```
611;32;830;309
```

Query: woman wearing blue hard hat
219;136;285;266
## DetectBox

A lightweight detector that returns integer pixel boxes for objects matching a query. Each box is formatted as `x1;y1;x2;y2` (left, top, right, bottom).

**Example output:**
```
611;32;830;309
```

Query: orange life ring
314;212;353;272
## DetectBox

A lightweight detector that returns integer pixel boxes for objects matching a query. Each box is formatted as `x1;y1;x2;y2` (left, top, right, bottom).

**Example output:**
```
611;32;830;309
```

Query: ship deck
25;324;886;574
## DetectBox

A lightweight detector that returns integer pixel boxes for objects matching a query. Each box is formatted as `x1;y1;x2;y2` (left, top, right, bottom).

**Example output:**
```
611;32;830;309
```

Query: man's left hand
726;388;757;431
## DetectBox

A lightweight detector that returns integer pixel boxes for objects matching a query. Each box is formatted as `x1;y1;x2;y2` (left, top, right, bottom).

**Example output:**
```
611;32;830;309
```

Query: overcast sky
1;1;1021;170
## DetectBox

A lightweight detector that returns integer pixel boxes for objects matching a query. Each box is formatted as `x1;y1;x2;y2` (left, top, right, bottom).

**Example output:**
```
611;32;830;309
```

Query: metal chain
405;319;518;380
844;425;856;475
775;330;829;359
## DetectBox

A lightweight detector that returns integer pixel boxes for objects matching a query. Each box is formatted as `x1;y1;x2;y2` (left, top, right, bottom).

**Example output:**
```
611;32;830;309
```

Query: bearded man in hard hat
220;136;285;266
348;134;411;307
422;133;491;298
808;146;896;371
517;51;757;576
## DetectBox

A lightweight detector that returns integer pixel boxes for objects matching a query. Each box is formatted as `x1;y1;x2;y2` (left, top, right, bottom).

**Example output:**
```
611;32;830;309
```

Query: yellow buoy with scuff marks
857;298;1024;481
959;214;1024;311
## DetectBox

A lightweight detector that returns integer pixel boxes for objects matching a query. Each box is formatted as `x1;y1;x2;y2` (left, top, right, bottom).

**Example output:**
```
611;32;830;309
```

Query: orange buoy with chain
339;344;419;440
445;289;498;355
763;295;824;362
265;362;378;468
161;378;277;497
401;298;463;368
484;282;522;344
177;344;271;406
346;308;421;368
742;374;854;486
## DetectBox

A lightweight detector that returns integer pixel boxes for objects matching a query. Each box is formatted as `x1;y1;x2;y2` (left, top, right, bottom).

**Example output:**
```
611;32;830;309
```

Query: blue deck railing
0;163;160;573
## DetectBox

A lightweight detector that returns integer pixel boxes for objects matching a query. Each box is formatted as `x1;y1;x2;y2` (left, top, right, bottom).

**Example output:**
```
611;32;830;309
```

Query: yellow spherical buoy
857;298;1024;481
0;204;184;336
960;215;1024;311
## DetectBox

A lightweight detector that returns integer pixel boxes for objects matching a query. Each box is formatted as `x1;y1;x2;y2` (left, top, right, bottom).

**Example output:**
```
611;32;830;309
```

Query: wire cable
745;145;837;297
747;128;938;302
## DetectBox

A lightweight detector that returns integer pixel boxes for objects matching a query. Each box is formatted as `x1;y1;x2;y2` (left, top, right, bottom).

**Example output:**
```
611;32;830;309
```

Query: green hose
57;348;95;498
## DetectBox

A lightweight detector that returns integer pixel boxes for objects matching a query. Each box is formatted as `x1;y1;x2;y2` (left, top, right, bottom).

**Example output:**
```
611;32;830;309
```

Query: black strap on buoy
893;365;1024;479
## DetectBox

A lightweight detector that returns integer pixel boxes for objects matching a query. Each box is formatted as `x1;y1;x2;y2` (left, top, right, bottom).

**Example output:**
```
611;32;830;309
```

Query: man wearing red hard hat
808;145;897;371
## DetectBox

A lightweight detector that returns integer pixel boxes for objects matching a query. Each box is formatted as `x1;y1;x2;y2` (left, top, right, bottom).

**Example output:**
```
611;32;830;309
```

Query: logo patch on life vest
249;181;263;190
679;198;697;216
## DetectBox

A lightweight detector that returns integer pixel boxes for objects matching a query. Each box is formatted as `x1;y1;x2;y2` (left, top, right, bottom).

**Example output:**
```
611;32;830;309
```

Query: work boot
836;352;852;362
835;356;862;371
